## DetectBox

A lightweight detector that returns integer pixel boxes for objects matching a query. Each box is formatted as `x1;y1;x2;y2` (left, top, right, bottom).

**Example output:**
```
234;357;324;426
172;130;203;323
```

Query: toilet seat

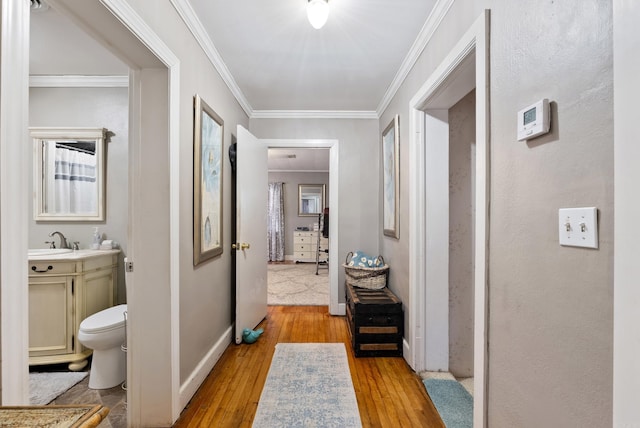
80;304;127;334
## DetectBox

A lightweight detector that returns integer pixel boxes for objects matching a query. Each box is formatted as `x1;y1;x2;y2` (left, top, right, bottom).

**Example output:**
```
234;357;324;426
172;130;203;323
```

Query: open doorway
2;0;181;425
267;148;331;306
407;11;489;428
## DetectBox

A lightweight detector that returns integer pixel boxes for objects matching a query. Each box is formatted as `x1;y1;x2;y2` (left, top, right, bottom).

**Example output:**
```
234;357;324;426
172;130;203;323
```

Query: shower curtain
46;143;97;214
268;182;285;262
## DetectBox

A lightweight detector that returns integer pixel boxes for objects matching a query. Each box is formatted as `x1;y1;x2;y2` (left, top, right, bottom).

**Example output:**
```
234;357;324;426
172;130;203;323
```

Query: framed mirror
298;184;325;217
31;127;107;221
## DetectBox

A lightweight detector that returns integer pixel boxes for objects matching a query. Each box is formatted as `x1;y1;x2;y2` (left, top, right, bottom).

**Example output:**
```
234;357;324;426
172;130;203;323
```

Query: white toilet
78;304;127;389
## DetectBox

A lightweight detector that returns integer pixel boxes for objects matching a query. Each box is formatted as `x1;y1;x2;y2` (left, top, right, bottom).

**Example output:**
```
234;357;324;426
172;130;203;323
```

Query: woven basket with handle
342;252;389;290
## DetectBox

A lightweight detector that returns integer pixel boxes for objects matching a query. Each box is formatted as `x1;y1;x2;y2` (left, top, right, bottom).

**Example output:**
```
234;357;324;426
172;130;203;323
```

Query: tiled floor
51;374;127;428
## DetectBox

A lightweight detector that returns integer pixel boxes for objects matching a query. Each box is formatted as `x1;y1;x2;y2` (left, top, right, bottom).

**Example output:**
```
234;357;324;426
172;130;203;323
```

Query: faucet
49;231;70;249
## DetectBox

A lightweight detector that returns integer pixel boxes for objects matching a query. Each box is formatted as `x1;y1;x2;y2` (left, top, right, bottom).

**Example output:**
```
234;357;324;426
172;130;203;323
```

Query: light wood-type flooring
173;306;445;427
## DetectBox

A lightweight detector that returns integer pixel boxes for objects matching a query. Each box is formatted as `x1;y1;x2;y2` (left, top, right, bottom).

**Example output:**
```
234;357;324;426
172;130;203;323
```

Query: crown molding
29;75;129;87
376;0;454;117
251;110;378;120
170;0;253;117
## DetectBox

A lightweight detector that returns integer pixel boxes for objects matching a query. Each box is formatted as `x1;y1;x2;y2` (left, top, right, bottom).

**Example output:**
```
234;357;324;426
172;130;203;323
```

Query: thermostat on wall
517;98;550;141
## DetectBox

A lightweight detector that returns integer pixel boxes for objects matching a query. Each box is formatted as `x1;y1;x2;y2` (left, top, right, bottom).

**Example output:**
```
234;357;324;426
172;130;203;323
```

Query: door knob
231;242;250;250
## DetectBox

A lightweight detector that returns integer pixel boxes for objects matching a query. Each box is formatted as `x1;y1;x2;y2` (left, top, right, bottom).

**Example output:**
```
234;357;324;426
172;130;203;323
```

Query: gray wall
268;171;329;257
448;89;475;378
29;86;129;304
251;118;379;297
381;1;613;426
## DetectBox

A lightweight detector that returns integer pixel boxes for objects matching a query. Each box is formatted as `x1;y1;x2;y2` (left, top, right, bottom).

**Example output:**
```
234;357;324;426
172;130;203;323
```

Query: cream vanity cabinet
28;250;119;370
293;231;328;263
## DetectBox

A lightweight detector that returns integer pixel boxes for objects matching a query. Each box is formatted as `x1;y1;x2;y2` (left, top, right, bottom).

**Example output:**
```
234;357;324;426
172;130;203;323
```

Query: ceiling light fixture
307;0;330;30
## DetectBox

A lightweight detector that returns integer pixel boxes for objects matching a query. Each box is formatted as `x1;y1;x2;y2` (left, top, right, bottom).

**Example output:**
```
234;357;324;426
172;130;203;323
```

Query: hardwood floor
174;306;444;427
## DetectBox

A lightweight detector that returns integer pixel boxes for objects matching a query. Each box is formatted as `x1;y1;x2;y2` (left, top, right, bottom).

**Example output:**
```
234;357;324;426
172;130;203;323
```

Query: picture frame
382;114;399;238
193;94;224;265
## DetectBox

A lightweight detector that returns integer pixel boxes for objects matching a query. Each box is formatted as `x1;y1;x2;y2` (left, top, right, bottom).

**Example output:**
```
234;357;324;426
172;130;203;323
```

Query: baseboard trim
403;338;413;369
179;326;232;409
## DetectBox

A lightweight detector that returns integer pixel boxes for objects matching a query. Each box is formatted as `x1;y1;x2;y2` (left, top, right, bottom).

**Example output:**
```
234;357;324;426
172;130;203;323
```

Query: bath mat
253;343;362;427
423;378;473;428
29;371;89;405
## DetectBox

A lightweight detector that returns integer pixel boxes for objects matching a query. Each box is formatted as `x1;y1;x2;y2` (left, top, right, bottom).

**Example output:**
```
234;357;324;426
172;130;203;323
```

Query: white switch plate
558;207;598;249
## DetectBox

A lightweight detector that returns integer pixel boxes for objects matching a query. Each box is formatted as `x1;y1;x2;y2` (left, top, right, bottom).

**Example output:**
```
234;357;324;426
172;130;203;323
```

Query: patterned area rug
253;343;362;427
268;263;329;305
0;404;109;428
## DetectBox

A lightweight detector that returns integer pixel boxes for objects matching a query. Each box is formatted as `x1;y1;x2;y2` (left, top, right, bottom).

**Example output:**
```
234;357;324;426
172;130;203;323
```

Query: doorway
264;139;340;314
1;0;182;425
267;148;330;306
407;11;489;428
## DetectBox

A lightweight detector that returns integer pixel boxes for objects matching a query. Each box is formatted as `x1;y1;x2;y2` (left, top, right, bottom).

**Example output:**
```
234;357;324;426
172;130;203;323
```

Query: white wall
268;171;329;257
29;87;129;303
613;0;640;426
251;118;379;299
381;1;613;426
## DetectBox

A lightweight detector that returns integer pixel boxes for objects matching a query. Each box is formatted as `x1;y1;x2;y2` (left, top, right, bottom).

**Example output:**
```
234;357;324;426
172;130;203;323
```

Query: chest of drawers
293;230;328;263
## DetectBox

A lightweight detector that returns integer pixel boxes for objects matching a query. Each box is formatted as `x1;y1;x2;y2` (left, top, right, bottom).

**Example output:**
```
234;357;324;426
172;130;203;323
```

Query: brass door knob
240;243;251;250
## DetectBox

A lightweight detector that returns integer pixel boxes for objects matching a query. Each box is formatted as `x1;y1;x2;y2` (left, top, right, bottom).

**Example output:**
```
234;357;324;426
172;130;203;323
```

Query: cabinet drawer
294;251;314;260
294;243;314;252
29;261;76;275
293;236;315;244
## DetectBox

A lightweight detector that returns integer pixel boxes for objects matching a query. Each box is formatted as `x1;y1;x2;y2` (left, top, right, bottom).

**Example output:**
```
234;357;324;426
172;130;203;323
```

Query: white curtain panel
53;145;97;214
268;182;285;262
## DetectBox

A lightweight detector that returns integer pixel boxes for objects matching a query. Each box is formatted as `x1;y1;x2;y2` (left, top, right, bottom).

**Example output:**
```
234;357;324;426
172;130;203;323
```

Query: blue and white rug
253;343;362;427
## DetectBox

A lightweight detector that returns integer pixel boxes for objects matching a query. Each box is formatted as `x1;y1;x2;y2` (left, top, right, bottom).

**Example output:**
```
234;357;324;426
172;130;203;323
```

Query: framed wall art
193;94;224;265
382;114;399;238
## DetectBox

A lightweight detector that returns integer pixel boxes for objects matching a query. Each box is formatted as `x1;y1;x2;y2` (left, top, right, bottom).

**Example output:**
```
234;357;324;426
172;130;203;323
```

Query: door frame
408;10;489;428
264;139;341;315
1;0;183;424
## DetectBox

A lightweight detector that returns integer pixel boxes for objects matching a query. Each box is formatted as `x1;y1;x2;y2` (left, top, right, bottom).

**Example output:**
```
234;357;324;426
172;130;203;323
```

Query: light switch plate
558;207;598;249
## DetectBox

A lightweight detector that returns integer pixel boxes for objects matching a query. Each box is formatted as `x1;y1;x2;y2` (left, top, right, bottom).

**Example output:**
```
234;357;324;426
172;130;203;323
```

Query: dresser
293;230;328;263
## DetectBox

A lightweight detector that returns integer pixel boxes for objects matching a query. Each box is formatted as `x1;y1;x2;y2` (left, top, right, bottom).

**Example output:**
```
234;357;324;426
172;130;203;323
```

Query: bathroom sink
28;248;73;256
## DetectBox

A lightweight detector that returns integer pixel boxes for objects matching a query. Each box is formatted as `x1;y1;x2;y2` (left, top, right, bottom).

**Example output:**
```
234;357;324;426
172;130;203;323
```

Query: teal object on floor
423;379;473;428
242;327;263;344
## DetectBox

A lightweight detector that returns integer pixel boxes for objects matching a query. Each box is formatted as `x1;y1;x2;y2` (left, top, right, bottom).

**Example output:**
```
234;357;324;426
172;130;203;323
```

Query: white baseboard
403;338;413;369
179;326;233;409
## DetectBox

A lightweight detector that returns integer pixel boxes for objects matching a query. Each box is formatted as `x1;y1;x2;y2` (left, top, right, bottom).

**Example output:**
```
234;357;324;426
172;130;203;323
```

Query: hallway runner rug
252;343;362;427
423;378;473;428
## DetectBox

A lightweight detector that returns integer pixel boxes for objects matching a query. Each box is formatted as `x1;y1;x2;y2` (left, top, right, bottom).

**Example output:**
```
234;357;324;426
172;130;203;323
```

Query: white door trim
408;10;490;428
99;0;182;424
0;0;30;404
263;139;342;315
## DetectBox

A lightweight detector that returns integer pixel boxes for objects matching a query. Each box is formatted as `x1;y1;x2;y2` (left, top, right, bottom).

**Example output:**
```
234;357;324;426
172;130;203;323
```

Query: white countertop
28;248;120;261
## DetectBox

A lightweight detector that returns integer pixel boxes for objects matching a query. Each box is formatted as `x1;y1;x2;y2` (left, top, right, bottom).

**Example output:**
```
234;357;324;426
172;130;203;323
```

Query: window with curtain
268;182;285;261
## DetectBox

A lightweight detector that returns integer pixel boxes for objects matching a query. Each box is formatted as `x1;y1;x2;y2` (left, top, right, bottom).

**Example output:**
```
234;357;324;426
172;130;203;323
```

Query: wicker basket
342;252;389;290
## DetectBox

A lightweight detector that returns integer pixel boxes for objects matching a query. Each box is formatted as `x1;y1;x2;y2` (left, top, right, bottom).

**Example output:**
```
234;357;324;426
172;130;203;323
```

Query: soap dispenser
91;227;101;250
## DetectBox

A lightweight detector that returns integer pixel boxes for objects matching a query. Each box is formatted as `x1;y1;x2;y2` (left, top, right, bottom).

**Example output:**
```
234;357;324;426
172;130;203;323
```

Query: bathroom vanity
28;249;119;370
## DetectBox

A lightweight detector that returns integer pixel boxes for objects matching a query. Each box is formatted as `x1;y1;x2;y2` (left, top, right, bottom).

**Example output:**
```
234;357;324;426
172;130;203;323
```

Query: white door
235;125;268;344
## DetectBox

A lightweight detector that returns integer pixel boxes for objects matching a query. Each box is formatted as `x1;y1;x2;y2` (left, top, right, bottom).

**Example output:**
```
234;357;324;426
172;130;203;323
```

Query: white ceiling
186;0;437;112
29;0;439;170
